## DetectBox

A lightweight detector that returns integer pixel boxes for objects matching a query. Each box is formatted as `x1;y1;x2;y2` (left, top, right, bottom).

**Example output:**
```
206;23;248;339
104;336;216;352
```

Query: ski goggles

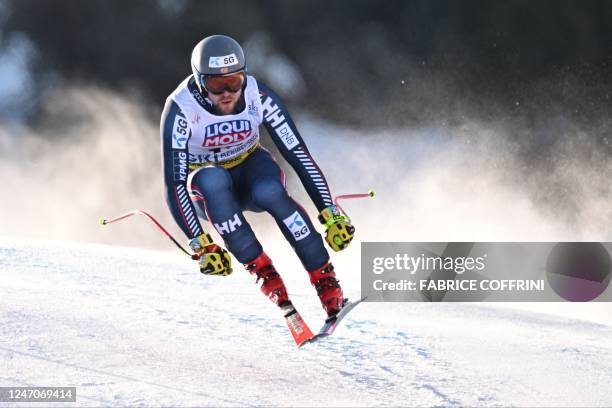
202;71;246;95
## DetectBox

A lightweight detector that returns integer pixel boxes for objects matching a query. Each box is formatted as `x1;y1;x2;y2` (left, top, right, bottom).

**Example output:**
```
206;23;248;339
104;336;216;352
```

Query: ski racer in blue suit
160;35;355;317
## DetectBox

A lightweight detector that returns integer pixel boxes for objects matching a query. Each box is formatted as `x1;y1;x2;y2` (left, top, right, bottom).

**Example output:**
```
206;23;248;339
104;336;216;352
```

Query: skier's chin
217;100;236;115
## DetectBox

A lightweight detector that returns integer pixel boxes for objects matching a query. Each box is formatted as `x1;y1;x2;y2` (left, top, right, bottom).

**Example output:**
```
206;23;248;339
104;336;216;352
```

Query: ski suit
161;75;332;271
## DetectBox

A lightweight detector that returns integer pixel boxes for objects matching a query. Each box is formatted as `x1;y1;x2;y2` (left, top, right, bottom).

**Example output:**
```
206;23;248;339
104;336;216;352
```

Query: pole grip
333;190;376;216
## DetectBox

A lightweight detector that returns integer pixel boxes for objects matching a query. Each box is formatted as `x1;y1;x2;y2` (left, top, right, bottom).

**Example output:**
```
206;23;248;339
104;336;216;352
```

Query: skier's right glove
188;233;233;276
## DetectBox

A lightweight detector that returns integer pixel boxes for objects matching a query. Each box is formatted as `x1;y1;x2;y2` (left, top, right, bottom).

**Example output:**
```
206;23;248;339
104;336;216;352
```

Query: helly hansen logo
283;211;310;241
214;213;242;235
261;96;297;150
261;96;285;127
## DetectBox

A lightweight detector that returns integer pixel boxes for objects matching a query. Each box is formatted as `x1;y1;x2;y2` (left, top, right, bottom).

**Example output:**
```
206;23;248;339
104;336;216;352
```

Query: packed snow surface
1;238;611;407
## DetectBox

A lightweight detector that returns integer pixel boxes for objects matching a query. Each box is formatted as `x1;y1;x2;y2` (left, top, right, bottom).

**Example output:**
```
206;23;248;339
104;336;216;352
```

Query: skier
161;34;355;320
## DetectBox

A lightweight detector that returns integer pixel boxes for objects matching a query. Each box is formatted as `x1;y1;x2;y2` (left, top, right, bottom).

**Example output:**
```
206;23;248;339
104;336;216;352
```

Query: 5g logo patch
172;115;189;149
283;211;310;241
209;53;238;68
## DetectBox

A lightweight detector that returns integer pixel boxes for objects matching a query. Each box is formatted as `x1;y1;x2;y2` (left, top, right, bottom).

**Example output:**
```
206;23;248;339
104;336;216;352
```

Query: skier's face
209;88;242;115
204;71;245;115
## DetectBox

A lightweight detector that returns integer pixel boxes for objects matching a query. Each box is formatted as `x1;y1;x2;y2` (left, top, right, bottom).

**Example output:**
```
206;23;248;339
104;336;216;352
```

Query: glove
188;233;233;276
318;205;355;252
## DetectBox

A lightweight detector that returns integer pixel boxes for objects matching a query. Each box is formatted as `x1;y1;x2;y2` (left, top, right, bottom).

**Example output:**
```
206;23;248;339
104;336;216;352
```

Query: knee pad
251;178;287;210
188;166;232;196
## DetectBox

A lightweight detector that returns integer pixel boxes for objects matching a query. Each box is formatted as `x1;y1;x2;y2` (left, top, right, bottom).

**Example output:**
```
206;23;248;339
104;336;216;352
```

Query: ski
300;297;366;346
283;306;315;347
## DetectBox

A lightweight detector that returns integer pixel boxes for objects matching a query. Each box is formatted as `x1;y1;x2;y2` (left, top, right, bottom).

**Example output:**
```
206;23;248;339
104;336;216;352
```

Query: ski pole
333;190;376;216
100;191;375;256
99;210;198;259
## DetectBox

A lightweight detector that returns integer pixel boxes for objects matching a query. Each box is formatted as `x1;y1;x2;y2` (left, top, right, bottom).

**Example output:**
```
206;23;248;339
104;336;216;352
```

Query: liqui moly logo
203;120;252;147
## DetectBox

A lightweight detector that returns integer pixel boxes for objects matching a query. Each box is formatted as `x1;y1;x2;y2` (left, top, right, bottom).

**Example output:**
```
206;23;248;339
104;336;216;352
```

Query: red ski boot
244;252;290;307
308;262;345;317
245;253;314;346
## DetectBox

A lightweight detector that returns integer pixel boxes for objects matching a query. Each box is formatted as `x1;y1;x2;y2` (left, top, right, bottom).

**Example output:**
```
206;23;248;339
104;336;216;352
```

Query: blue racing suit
161;75;333;271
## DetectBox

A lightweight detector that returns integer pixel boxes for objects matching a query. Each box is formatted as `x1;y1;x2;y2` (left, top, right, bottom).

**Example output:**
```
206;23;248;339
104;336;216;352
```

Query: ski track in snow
1;238;612;407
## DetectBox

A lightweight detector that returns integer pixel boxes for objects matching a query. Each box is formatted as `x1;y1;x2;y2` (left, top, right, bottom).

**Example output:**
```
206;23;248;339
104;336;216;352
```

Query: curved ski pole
99;210;198;259
333;190;376;217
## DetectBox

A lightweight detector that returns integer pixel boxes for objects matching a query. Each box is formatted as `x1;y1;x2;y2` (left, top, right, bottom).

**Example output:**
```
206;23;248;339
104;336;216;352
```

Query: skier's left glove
318;205;355;252
188;233;233;276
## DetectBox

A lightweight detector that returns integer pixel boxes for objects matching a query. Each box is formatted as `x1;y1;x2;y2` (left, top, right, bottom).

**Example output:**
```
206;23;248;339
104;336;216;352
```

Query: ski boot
244;252;290;308
245;253;314;345
308;262;346;317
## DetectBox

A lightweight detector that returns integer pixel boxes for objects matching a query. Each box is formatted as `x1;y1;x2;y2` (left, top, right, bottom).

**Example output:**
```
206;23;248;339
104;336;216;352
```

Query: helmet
191;35;246;89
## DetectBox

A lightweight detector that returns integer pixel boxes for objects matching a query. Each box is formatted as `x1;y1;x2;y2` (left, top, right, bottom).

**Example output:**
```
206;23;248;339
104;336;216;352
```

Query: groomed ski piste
2;236;612;407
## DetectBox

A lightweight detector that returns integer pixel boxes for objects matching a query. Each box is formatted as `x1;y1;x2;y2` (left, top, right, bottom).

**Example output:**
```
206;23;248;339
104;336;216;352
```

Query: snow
1;237;612;407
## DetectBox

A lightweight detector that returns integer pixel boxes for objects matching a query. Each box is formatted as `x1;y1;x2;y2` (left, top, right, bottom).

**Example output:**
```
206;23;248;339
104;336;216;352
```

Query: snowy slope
1;237;612;407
